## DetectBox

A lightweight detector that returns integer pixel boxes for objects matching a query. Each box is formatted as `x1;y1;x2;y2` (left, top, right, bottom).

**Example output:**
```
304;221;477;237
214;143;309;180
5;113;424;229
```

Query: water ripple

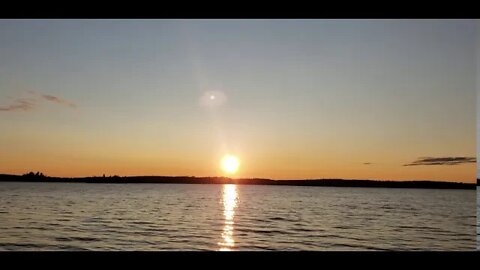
0;182;476;251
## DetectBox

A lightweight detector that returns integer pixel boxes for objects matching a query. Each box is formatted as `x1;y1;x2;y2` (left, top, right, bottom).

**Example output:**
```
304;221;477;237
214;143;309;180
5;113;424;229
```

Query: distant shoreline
0;174;476;190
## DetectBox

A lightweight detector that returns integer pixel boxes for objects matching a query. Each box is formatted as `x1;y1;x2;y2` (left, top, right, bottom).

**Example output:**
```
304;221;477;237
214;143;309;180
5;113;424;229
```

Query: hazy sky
477;20;480;180
0;19;477;182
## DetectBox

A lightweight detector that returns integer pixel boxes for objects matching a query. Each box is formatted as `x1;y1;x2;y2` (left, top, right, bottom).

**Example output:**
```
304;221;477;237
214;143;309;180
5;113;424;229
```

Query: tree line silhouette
0;172;475;190
22;171;45;178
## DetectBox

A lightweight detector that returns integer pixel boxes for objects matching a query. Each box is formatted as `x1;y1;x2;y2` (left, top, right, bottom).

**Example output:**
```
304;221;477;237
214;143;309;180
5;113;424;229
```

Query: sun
221;155;240;175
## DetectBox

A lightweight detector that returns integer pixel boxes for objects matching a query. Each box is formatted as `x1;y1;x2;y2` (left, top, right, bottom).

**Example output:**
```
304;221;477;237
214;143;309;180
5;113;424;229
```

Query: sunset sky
0;19;477;182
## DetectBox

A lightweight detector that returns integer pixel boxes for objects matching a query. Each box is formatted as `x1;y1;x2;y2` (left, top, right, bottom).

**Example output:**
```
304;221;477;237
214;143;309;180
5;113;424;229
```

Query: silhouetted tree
23;171;36;177
22;171;45;179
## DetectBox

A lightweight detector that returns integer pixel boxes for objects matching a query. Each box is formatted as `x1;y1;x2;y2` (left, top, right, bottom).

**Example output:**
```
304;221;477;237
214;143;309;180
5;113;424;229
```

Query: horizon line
0;172;474;184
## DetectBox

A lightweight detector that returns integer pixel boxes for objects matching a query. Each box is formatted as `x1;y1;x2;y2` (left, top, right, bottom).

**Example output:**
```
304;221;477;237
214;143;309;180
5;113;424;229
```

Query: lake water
0;182;476;251
477;189;480;250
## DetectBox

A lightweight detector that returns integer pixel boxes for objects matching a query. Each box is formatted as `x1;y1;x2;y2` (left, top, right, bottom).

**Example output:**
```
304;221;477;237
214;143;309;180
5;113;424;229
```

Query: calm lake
477;189;480;250
0;182;476;251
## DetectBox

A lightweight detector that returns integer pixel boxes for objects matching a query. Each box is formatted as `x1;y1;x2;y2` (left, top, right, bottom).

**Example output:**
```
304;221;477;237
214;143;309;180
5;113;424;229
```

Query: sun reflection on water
218;184;238;251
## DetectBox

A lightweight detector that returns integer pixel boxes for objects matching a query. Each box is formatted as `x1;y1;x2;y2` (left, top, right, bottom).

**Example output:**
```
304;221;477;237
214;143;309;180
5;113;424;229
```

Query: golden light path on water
218;184;238;251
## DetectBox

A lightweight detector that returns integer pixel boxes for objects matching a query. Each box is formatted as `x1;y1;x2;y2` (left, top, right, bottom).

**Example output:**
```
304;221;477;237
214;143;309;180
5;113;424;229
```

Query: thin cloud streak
0;98;36;112
404;157;476;166
0;92;76;112
41;94;76;108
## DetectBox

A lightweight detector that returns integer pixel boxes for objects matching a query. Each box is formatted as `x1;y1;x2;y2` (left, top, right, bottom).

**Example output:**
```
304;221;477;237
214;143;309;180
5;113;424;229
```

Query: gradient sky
477;19;480;180
0;19;477;182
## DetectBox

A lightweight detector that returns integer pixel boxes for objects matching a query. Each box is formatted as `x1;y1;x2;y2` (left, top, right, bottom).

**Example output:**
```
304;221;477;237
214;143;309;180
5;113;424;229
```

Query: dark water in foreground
0;182;476;251
477;189;480;250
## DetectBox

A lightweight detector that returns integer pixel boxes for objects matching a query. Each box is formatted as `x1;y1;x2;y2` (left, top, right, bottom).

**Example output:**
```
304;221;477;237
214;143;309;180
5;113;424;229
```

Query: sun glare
221;155;240;175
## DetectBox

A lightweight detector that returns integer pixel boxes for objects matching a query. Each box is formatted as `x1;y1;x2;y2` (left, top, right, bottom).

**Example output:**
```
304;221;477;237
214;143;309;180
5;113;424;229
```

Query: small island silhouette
0;172;475;190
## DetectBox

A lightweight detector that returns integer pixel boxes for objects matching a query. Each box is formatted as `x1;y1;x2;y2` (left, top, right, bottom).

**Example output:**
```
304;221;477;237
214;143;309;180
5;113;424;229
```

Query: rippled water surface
477;189;479;250
0;182;476;251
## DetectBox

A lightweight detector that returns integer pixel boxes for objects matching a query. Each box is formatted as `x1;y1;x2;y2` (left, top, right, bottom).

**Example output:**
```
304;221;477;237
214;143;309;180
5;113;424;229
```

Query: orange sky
0;20;477;183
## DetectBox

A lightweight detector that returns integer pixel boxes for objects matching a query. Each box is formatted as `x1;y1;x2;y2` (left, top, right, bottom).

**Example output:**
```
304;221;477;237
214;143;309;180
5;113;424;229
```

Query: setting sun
0;19;476;252
221;155;240;175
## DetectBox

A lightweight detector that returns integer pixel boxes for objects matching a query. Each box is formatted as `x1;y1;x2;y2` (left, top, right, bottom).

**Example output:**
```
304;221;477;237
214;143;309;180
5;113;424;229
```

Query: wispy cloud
0;92;76;112
404;157;476;166
41;94;76;108
363;162;372;165
0;98;36;112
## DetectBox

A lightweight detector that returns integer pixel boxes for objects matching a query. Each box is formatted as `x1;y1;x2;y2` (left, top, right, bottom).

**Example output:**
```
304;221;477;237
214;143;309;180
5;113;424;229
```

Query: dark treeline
0;172;476;190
